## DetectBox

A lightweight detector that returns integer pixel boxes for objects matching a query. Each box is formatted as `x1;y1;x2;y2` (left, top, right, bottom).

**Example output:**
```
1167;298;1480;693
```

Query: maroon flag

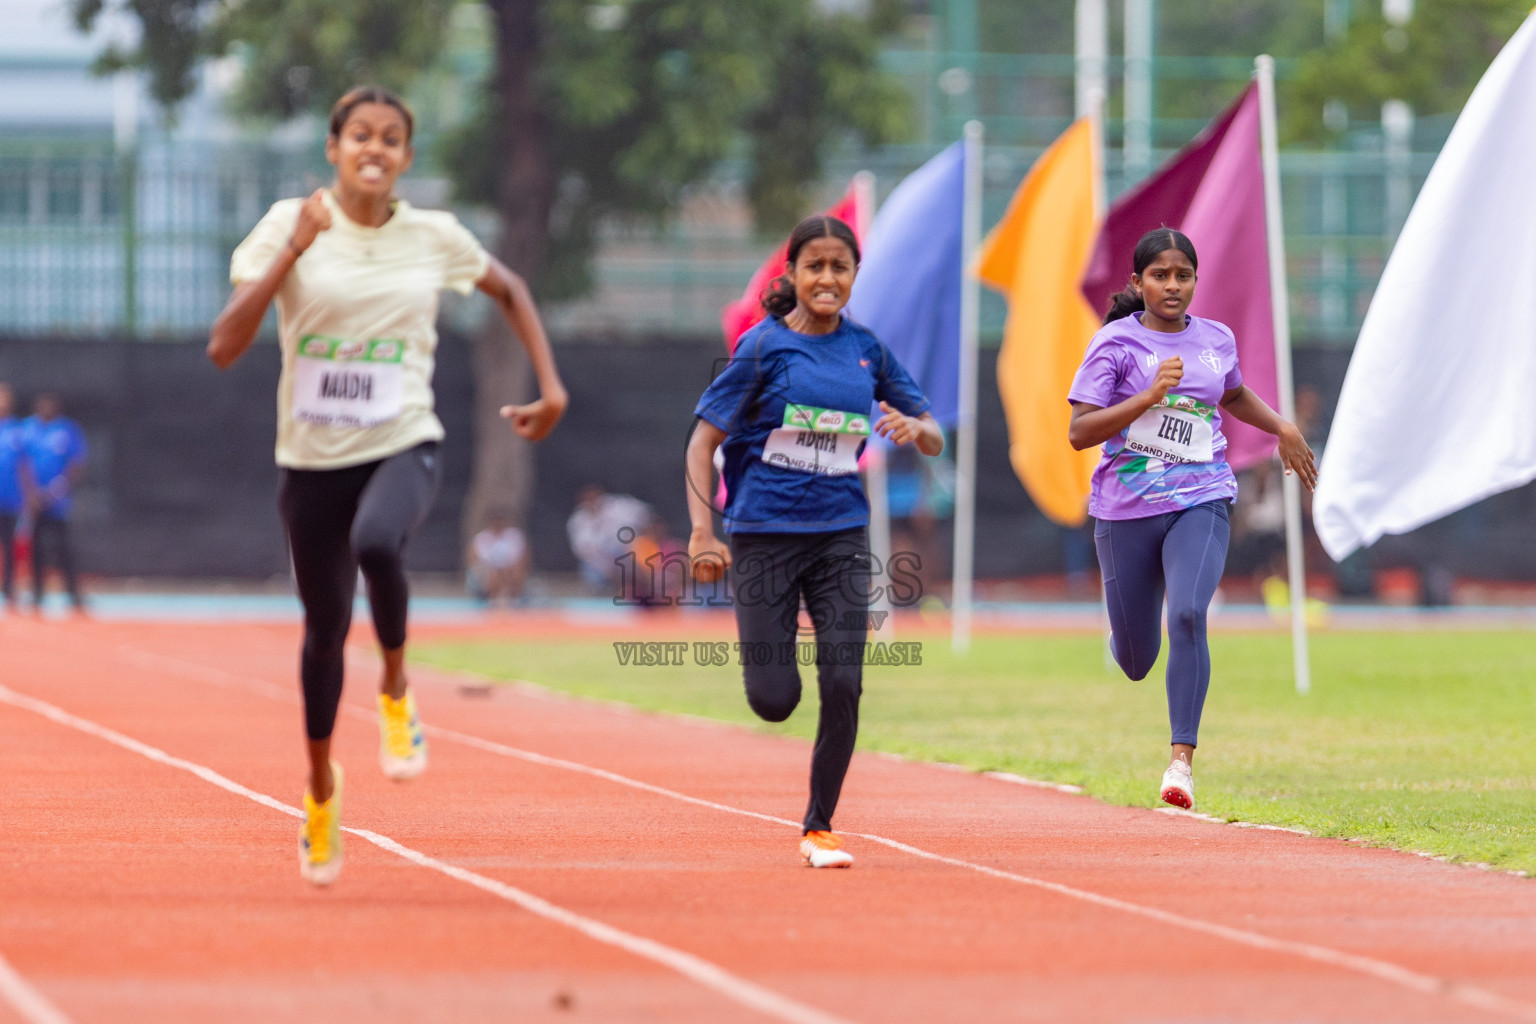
1080;83;1278;470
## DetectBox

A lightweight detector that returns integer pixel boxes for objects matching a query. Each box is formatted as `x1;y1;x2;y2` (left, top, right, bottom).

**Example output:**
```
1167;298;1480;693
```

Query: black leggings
0;513;15;600
278;442;441;740
730;528;869;833
32;512;81;608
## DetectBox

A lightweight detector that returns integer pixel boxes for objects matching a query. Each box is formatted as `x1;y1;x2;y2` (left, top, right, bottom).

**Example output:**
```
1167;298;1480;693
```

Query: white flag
1313;12;1536;561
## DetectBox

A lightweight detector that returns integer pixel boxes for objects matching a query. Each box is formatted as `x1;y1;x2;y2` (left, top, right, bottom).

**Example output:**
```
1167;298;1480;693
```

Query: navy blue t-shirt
694;316;930;534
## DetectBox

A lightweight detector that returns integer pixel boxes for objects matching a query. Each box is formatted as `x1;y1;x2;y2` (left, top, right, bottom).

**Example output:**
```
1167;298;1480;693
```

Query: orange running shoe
799;830;854;868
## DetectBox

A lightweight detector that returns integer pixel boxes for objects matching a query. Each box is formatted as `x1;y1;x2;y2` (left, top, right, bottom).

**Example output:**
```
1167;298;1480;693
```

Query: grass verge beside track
413;630;1536;875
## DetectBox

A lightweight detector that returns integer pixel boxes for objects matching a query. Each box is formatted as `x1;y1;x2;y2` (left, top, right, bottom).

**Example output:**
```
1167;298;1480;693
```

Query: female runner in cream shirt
209;86;567;885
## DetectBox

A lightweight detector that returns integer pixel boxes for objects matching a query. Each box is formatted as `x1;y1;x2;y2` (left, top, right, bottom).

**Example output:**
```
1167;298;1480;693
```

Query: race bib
1125;394;1215;464
761;404;870;476
291;335;405;428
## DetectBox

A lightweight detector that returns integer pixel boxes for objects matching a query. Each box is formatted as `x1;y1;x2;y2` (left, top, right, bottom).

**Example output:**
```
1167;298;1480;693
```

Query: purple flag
1080;84;1278;470
846;141;964;426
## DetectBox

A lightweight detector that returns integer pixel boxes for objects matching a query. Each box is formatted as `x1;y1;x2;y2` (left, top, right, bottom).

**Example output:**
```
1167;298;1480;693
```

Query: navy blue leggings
1094;500;1230;747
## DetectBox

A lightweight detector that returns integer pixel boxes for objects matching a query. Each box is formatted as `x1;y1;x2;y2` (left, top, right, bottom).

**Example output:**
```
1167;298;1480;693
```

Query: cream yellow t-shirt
229;190;490;469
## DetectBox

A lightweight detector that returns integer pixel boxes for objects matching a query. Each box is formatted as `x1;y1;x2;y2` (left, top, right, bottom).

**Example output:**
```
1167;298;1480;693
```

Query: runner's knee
1167;603;1207;644
744;666;801;722
302;615;349;660
351;522;404;577
814;660;862;703
1113;635;1158;681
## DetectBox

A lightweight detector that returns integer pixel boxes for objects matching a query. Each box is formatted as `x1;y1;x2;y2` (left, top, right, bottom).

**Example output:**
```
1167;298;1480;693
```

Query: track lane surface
5;617;1536;1022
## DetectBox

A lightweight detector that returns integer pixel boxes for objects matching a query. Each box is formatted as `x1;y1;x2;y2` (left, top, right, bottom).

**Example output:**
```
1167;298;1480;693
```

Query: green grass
413;630;1536;875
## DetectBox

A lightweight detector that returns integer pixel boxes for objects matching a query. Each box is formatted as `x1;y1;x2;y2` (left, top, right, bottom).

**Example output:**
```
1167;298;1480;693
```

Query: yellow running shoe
377;689;428;780
299;763;344;886
799;830;854;869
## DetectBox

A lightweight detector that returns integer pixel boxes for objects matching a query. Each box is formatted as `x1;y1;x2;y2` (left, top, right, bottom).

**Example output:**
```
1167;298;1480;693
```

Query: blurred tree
1282;0;1530;143
1128;0;1325;129
977;0;1072;54
72;0;909;545
1155;0;1324;59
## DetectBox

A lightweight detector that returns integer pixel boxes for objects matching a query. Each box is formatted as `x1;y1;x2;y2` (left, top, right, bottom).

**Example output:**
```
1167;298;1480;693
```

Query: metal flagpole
1256;54;1312;696
867;444;895;636
1123;0;1155;183
1074;0;1108;122
1083;89;1115;671
855;172;895;638
952;120;984;655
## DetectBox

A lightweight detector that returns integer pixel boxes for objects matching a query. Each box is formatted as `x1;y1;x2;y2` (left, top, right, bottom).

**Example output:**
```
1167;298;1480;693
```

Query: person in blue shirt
685;215;944;869
23;393;87;612
0;383;31;609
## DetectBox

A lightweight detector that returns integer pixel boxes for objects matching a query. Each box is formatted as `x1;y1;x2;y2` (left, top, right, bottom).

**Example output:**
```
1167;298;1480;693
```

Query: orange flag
975;117;1102;527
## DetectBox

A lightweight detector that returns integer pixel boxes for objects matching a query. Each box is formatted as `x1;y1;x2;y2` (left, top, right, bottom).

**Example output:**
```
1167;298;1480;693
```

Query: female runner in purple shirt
1068;228;1316;810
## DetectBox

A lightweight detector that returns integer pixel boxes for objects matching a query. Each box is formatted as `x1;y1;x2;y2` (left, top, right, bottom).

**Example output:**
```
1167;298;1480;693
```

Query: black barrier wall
0;336;473;578
0;334;1532;582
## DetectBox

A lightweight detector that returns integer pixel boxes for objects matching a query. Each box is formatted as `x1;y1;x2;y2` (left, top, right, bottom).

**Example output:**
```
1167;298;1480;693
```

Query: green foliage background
73;0;910;298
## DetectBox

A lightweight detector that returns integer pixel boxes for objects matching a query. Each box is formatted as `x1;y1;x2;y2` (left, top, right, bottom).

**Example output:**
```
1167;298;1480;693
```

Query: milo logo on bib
781;404;870;436
1124;394;1216;465
762;403;871;476
292;334;406;428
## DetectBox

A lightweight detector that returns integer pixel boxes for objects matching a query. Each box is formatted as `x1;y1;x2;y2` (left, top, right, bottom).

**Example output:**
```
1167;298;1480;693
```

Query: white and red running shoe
1160;759;1195;809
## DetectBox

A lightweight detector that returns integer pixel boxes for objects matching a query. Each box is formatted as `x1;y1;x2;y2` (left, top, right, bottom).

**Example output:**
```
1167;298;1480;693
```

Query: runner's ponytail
1102;227;1199;324
1102;289;1145;324
762;274;797;318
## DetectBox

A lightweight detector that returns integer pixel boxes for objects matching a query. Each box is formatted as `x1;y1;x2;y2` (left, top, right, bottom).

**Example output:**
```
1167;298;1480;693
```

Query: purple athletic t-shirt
1068;312;1243;520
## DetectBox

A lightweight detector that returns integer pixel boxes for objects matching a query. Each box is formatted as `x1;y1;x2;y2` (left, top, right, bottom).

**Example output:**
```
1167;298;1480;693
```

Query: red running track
4;616;1536;1023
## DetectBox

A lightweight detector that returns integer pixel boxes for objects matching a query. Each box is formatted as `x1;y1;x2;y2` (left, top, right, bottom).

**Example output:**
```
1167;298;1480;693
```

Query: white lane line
115;644;1536;1022
0;683;853;1024
421;720;1536;1021
0;951;72;1024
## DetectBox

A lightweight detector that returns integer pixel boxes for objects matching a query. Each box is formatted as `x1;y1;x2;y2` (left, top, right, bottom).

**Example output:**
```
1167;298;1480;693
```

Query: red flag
1080;84;1279;470
720;175;873;353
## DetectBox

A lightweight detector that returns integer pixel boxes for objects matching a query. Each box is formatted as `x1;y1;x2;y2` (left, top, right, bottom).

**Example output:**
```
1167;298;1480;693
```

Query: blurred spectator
468;511;528;606
24;393;87;612
1062;522;1097;599
0;384;27;609
885;444;954;595
1233;459;1287;585
566;485;653;593
630;513;689;608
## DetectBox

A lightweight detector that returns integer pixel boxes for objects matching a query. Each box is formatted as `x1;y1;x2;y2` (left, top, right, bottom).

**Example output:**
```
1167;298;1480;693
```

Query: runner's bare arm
208;189;330;370
874;403;945;456
1219;385;1317;491
1068;356;1183;449
476;256;569;442
685;420;731;580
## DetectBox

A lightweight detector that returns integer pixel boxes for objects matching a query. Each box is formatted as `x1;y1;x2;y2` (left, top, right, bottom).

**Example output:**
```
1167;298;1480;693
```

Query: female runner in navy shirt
686;215;943;868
